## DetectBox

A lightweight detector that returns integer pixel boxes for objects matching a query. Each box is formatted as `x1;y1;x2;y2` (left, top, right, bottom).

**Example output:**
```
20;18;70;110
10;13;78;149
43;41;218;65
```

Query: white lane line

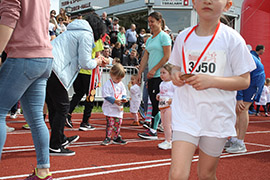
246;131;270;134
245;142;270;148
1;149;269;180
249;120;270;123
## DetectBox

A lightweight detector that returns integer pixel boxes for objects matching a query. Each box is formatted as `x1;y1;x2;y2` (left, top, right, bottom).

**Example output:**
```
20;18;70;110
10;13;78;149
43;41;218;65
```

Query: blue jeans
0;58;52;169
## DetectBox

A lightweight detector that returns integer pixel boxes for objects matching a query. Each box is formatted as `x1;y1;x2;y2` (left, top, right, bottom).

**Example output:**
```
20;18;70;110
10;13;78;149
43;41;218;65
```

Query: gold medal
91;89;96;96
90;95;95;102
86;96;90;102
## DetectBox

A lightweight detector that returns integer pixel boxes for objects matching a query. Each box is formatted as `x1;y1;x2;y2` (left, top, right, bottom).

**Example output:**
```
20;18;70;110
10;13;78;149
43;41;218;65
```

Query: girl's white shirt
129;84;141;113
158;81;176;109
255;85;269;105
102;79;127;118
169;23;256;138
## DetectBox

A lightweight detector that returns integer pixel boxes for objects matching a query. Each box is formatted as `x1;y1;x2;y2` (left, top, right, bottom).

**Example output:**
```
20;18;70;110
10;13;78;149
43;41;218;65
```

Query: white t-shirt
102;79;127;118
267;86;270;103
255;85;269;106
158;81;176;109
130;84;141;113
168;23;256;138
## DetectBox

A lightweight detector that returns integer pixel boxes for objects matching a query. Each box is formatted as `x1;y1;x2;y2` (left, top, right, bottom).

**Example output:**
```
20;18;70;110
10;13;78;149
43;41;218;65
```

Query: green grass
74;105;130;113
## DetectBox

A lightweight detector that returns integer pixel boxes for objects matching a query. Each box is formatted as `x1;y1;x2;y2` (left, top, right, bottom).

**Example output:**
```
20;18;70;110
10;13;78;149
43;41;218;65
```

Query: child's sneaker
158;141;172;150
131;121;140;126
21;168;53;180
142;122;151;129
113;135;127;145
101;137;111;146
265;113;269;117
10;113;17;119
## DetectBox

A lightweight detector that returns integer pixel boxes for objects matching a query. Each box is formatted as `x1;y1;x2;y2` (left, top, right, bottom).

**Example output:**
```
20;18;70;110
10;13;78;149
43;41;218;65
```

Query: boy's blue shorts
236;85;257;102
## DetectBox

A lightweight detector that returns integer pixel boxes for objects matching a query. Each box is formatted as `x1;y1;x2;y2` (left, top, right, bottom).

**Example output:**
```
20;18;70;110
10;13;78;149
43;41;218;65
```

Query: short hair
256;45;265;51
266;78;270;85
110;63;126;78
119;26;125;31
162;63;173;74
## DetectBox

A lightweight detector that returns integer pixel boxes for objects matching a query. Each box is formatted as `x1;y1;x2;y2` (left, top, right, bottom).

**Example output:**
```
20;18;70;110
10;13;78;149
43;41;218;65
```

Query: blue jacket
51;19;97;90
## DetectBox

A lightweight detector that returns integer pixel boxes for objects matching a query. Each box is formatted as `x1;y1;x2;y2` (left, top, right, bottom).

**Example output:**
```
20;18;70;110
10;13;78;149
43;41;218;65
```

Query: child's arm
185;72;250;91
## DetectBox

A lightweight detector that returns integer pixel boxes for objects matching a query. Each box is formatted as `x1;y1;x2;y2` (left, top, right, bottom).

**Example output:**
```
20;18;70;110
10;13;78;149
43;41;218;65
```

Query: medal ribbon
110;79;121;99
182;22;221;74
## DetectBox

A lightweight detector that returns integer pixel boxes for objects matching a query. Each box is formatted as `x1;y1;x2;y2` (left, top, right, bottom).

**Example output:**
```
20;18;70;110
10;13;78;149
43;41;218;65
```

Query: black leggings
147;77;162;129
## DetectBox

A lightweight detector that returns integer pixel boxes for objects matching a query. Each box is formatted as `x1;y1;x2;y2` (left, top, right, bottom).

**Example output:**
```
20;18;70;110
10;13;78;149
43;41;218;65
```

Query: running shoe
226;142;247;153
22;124;31;130
49;147;75;156
79;123;96;131
113;135;127;145
158;141;172;150
138;129;158;140
101;137;111;146
6;125;15;132
19;168;53;180
62;135;79;148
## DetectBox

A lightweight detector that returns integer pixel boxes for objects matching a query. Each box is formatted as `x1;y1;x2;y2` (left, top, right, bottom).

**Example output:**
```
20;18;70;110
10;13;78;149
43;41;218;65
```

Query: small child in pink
156;64;175;150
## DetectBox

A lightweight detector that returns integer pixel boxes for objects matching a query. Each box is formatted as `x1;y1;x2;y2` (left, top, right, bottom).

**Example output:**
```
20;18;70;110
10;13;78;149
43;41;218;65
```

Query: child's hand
171;70;185;87
186;74;213;90
128;81;132;90
156;94;160;101
114;99;122;106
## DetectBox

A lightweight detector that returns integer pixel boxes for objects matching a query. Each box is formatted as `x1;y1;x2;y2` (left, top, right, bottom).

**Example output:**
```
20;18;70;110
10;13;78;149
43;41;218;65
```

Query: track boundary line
1;149;269;180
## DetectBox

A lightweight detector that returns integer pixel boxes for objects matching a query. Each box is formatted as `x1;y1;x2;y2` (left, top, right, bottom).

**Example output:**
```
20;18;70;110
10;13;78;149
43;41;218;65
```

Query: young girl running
168;0;256;179
156;64;175;150
101;63;128;145
129;74;142;126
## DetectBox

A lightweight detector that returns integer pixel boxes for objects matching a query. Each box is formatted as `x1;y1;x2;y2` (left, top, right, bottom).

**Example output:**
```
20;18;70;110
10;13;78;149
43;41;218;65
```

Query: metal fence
68;66;143;102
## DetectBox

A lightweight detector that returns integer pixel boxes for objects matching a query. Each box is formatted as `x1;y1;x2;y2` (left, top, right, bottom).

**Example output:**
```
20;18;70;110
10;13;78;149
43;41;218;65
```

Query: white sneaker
6;125;15;132
226;142;247;153
16;108;21;115
10;113;17;119
224;139;233;149
158;141;172;150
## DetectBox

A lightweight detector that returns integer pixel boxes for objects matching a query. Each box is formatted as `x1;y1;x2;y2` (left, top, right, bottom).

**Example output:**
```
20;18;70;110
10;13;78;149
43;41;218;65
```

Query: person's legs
162;108;172;142
197;136;226;180
148;77;162;130
197;151;220;180
0;58;53;177
256;105;261;115
170;142;197;180
46;72;70;149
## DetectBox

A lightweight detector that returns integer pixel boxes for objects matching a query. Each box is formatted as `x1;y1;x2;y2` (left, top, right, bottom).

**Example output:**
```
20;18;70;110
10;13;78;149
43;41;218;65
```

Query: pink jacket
0;0;53;58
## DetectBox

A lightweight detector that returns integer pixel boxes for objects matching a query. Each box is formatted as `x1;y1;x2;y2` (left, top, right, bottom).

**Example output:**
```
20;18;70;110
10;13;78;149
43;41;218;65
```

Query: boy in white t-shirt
168;0;256;179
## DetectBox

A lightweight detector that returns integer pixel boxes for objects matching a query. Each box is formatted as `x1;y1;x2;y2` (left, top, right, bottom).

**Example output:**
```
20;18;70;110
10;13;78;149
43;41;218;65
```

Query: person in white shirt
101;63;128;145
168;0;256;179
266;78;270;113
255;83;269;116
156;64;175;150
129;74;142;126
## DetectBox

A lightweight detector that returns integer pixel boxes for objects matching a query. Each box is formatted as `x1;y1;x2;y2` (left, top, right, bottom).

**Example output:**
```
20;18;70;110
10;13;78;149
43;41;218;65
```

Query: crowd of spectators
48;9;176;69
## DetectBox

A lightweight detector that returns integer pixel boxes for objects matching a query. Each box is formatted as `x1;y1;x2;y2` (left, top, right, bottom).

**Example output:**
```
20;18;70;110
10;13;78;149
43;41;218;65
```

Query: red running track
0;113;269;180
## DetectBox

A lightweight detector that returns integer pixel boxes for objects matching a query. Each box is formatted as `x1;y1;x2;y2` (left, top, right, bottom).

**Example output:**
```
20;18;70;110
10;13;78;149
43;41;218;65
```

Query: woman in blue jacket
46;14;108;156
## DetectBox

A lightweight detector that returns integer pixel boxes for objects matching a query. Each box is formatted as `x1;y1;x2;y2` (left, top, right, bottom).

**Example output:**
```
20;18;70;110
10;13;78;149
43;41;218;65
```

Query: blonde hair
162;63;173;75
110;63;125;78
